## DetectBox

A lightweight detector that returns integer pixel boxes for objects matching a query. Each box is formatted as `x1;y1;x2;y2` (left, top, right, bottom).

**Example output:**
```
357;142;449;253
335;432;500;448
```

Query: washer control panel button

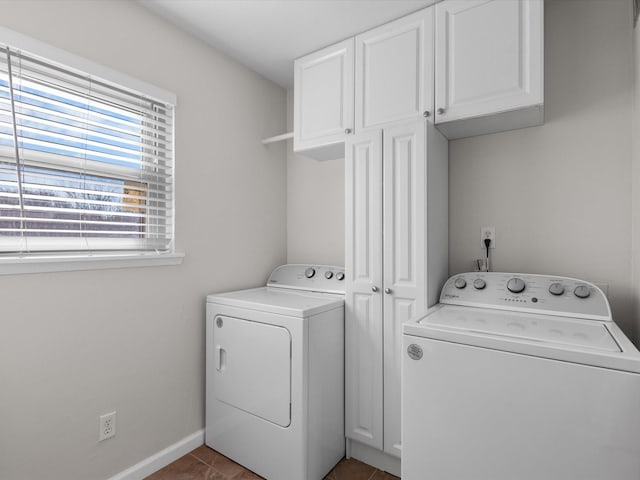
325;271;333;279
304;267;316;279
336;272;345;281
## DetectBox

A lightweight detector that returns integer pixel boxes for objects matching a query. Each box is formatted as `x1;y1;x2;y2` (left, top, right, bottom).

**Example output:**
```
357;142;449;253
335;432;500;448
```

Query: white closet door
382;120;428;458
435;0;543;123
345;130;384;449
355;7;434;131
213;315;292;427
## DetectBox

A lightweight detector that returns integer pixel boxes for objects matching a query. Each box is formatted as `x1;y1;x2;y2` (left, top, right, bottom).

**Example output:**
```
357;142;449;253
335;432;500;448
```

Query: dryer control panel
267;264;345;294
440;272;611;321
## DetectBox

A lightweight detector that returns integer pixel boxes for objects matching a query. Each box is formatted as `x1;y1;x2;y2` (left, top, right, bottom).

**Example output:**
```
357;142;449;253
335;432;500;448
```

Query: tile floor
144;445;400;480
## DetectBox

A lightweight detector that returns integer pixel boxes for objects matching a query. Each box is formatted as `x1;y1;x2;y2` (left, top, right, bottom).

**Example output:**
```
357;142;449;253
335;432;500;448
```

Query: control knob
454;277;467;289
549;283;565;296
304;267;316;279
473;279;486;290
325;271;333;279
574;285;590;299
336;272;345;281
507;277;526;294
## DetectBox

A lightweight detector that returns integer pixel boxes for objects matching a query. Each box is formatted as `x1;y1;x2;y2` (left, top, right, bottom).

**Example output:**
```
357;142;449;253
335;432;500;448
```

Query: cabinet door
382;121;428;458
294;38;354;158
435;0;543;123
355;8;434;132
345;130;383;450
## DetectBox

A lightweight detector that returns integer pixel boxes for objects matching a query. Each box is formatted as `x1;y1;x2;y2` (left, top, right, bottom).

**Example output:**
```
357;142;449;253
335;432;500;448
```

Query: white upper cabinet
294;38;354;160
434;0;544;138
355;8;435;132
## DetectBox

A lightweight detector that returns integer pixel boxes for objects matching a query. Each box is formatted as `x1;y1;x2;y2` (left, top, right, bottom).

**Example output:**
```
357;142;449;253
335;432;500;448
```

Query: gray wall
0;1;287;479
286;0;637;342
286;90;346;266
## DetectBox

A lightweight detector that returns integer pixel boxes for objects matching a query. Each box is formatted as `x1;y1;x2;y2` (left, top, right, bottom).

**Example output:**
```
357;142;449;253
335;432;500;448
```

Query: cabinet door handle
384;288;392;294
371;286;378;292
437;108;445;115
345;128;352;134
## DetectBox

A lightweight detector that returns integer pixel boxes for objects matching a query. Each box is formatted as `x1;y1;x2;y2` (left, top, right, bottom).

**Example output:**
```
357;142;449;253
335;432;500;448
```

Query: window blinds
0;45;174;254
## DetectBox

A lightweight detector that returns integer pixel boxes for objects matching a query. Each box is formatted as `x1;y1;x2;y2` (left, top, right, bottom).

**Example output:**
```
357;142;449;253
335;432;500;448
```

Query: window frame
0;27;183;274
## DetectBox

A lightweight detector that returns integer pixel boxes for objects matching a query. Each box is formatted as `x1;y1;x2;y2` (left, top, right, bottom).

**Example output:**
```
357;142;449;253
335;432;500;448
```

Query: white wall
0;2;287;479
449;0;635;340
286;90;345;266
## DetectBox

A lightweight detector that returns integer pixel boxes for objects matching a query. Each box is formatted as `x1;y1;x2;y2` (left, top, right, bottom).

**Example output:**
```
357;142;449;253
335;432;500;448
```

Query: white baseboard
108;429;205;480
347;439;401;477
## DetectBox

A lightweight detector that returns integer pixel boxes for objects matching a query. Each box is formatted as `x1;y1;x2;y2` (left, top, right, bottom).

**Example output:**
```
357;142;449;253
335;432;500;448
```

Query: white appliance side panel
426;122;449;307
307;308;346;479
402;335;640;480
213;315;291;427
345;131;384;449
382;121;428;458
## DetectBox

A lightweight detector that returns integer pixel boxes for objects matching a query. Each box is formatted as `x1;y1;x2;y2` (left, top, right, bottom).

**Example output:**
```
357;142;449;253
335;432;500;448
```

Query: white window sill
0;251;185;275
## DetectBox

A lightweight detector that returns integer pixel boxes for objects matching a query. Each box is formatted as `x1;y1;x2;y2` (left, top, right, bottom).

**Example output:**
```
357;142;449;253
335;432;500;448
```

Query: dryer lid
206;287;343;317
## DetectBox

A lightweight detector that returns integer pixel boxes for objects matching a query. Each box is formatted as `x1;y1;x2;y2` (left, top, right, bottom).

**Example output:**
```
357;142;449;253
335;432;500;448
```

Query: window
0;36;175;260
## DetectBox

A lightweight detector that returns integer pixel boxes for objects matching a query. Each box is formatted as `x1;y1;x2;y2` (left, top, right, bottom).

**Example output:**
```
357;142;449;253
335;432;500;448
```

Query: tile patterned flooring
144;445;400;480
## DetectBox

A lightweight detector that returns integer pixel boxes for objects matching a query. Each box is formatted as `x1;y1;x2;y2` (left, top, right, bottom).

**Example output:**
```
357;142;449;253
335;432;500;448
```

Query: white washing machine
205;264;345;480
402;272;640;480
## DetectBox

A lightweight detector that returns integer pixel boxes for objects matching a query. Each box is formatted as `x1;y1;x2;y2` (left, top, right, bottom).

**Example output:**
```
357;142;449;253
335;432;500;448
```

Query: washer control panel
440;272;610;321
267;264;345;294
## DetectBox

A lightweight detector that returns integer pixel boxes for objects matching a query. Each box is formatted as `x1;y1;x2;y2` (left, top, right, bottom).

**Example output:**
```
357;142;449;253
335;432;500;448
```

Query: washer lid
206;287;343;317
418;305;620;353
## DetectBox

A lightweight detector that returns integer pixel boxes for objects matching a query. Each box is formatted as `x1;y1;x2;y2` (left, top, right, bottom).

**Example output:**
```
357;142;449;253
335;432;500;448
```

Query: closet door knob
437;108;445;115
423;110;431;118
384;288;392;294
345;128;352;134
371;286;378;292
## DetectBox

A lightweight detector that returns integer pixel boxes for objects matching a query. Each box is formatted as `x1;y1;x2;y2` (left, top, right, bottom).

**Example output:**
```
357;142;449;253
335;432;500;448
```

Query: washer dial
507;278;526;294
574;285;590;299
549;282;565;296
305;267;316;278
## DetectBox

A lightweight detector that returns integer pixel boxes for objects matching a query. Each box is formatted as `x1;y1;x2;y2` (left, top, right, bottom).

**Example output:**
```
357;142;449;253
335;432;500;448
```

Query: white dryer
205;264;345;480
402;272;640;480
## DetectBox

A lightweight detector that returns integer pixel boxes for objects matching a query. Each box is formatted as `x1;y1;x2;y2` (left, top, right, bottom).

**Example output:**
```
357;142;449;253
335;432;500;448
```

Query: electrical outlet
481;227;495;249
99;411;116;441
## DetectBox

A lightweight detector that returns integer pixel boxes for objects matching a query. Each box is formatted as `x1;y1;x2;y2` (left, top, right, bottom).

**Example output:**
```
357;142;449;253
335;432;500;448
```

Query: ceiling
139;0;436;88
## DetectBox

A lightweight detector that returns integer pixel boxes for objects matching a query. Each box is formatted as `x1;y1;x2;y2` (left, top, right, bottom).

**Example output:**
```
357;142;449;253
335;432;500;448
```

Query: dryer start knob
305;267;316;278
454;277;467;289
473;279;486;290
